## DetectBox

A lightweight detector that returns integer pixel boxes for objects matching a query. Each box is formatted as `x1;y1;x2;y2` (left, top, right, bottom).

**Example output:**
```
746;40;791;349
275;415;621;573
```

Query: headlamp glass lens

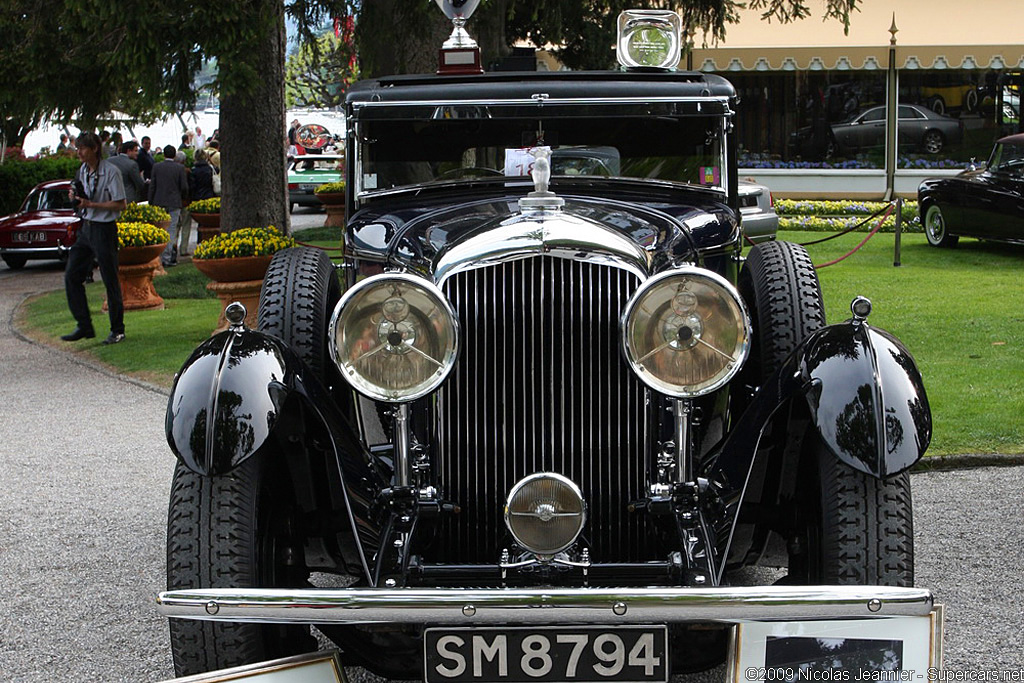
623;270;749;397
331;276;458;402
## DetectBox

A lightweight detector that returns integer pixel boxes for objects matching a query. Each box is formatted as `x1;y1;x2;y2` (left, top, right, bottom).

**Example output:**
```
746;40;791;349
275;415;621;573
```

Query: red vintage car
0;180;81;269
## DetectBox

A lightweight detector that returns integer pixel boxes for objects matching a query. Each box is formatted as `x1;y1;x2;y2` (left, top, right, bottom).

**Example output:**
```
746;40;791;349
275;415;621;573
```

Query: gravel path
0;253;1020;681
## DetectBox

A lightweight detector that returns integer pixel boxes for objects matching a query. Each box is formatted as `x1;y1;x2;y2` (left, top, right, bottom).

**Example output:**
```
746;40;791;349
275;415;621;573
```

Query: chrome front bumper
0;244;67;258
158;585;933;625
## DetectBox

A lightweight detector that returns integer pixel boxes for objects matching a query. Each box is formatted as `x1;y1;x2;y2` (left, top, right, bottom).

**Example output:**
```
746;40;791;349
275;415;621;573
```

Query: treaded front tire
258;246;341;381
738;240;826;382
166;456;315;676
815;447;914;585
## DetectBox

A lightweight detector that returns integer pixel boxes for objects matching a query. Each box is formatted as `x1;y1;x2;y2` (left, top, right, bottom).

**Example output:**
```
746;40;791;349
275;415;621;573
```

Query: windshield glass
22;188;74;212
355;111;727;197
989;142;1024;175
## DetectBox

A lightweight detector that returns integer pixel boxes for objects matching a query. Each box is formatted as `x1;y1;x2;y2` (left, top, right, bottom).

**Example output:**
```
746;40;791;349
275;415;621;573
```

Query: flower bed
314;181;346;195
193;226;295;260
189;197;221;214
117;221;170;248
120;202;171;225
775;198;921;233
739;152;969;171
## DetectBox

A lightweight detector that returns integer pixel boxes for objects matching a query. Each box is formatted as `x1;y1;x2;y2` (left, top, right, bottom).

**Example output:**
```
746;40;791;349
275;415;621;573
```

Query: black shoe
61;327;95;342
102;332;126;345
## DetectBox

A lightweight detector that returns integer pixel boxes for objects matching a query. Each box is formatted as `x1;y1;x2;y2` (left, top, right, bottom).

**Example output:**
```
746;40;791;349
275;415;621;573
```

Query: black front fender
708;317;930;569
800;319;931;478
166;328;298;475
165;326;386;580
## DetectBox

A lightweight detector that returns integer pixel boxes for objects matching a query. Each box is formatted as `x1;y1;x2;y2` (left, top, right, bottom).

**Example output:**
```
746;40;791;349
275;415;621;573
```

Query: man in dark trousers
106;141;145;204
62;131;127;345
149;144;189;266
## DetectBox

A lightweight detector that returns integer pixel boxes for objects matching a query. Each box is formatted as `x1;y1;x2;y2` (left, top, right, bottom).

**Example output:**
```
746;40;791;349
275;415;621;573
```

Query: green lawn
16;229;1023;456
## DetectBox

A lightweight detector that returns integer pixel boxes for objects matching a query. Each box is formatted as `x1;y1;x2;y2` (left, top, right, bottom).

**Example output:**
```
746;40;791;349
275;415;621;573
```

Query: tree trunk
357;0;450;78
219;0;289;235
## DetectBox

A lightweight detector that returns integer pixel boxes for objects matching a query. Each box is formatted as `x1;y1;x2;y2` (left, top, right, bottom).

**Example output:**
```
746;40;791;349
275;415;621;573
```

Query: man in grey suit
149;144;189;266
106;141;145;204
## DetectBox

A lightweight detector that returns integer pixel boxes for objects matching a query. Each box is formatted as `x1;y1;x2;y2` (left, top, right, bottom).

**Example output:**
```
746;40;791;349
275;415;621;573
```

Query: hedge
0;156;82;215
775;198;922;233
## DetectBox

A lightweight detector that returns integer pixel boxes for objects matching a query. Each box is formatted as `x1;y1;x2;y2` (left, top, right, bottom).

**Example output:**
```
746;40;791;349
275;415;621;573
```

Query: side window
898;106;922;119
861;109;885;122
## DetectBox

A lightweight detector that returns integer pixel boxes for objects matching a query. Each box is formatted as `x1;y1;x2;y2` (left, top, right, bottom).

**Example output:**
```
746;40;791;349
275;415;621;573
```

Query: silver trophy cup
435;0;482;48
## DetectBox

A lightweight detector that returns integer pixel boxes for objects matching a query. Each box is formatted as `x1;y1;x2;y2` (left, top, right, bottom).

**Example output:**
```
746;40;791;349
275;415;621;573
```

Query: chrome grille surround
436;255;652;564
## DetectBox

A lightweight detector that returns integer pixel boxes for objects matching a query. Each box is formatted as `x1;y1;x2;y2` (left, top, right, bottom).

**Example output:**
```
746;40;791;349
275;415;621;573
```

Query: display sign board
160;650;345;683
728;608;943;682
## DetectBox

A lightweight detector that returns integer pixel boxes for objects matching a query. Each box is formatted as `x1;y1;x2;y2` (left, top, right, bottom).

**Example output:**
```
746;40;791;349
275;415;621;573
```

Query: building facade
691;0;1023;196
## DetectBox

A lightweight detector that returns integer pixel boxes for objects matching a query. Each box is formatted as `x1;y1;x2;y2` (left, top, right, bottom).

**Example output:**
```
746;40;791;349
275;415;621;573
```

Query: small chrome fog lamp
329;273;459;402
504;473;586;556
621;268;750;397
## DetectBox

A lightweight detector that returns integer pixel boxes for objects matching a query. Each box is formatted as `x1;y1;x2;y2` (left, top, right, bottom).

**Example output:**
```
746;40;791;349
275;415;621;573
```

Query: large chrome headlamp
329;273;459;402
504;473;586;557
621;268;750;398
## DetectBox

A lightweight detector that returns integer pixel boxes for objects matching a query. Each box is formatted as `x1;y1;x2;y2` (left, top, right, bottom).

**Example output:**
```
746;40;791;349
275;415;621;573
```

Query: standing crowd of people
59;127;222;345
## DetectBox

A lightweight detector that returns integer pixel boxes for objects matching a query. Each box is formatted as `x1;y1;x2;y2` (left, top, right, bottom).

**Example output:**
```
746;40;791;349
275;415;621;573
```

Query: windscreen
22;188;75;212
355;109;727;197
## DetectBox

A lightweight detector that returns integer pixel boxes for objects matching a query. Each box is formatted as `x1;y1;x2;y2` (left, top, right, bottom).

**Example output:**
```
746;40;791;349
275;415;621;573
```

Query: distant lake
21;109;346;157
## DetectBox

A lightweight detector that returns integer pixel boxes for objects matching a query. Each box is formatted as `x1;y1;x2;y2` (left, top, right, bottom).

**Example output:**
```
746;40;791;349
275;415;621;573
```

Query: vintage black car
159;68;935;680
918;132;1024;247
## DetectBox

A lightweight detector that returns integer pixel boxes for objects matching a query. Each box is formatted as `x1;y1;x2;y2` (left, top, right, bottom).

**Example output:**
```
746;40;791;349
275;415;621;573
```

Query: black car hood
346;183;738;281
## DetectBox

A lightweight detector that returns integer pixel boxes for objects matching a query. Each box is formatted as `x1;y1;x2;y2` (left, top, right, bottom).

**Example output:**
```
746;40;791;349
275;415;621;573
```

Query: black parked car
918;133;1024;247
160;68;934;679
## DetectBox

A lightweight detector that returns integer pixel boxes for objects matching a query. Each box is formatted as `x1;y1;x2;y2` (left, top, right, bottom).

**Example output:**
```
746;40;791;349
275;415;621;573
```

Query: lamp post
884;14;899;200
684;28;695;71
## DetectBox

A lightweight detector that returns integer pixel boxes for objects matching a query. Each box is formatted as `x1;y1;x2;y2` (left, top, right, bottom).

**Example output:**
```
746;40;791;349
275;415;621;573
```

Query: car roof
35;179;72;191
997;133;1024;146
346;71;737;106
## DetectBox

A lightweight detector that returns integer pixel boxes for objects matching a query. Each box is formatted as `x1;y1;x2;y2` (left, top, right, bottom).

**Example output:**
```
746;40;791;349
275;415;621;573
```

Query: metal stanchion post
894;197;903;267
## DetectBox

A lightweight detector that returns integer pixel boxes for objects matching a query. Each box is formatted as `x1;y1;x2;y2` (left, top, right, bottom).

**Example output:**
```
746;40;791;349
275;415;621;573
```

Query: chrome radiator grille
436;256;652;564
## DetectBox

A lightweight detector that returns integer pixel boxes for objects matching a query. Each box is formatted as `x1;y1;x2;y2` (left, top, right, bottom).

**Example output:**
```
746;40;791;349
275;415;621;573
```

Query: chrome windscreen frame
348;96;735;207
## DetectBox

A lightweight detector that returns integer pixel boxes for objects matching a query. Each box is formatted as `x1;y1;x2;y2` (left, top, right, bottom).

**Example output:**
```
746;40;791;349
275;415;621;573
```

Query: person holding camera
62;131;127;345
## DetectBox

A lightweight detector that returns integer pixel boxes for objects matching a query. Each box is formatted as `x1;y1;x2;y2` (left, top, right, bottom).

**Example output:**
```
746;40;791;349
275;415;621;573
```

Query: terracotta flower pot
317;193;346;228
193;254;273;283
111;242;167;311
192;213;221;244
118;242;167;266
316;192;345;205
193;212;220;228
193;254;274;334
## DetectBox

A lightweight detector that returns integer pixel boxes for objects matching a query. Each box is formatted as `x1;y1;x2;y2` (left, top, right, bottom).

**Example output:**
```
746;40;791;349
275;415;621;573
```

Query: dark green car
287;153;344;211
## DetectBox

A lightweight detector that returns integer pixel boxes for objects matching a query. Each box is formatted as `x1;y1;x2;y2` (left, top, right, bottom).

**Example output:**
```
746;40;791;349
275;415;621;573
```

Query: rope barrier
294;240;343;251
797;202;893;246
812;202;894;270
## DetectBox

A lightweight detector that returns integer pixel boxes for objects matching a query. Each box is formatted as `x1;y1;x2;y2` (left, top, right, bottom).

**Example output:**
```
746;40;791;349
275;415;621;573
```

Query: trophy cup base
438;47;484;75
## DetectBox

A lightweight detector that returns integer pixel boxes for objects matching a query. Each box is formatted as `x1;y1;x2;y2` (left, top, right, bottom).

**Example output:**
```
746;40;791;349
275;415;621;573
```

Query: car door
984;165;1024;240
897;105;926;149
961;143;1024;239
850;107;886;150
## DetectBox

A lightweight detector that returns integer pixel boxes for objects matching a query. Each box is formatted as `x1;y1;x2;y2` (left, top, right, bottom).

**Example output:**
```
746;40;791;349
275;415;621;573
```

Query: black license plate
424;625;668;683
13;231;46;243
